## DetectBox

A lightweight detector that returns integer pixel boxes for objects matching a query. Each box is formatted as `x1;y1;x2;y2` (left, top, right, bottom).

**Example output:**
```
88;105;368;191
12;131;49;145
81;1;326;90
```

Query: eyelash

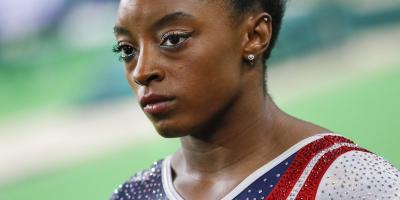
113;31;193;62
112;44;138;62
160;31;193;49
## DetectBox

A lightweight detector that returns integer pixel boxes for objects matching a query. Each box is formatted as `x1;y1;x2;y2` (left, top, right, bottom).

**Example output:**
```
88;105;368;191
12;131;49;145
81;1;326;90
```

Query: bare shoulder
316;150;400;199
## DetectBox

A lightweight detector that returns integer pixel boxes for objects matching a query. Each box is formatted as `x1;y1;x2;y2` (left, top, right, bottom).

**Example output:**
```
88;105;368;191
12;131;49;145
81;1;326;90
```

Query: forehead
116;0;229;29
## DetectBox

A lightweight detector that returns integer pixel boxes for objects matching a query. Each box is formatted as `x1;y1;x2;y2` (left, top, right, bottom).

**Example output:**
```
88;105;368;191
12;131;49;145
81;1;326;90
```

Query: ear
242;13;272;60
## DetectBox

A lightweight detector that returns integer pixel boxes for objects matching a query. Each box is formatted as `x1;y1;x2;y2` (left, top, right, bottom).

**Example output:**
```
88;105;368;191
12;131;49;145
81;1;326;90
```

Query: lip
139;93;175;115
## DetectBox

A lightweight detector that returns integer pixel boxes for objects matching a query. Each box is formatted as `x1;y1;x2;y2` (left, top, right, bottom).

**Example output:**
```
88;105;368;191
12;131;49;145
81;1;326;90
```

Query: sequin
110;160;166;200
109;135;400;200
316;150;400;199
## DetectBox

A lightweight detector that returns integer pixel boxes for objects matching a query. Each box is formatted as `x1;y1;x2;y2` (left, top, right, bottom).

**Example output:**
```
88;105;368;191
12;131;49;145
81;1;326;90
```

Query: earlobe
242;13;272;59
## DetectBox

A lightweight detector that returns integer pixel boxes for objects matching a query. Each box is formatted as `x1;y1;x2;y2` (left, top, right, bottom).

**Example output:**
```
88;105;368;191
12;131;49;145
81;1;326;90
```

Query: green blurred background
0;0;400;199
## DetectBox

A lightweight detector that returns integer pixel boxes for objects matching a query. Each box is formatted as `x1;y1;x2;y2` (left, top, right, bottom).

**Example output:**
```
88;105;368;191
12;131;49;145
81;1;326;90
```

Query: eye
160;31;192;48
112;43;138;62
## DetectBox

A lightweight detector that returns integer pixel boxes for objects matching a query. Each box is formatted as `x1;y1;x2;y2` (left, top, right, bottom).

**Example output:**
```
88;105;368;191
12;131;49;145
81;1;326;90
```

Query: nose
131;48;165;86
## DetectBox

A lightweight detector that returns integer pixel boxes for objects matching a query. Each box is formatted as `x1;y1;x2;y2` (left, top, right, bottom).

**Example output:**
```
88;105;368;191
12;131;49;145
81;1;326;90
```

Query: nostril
133;78;142;86
133;71;163;86
148;74;161;83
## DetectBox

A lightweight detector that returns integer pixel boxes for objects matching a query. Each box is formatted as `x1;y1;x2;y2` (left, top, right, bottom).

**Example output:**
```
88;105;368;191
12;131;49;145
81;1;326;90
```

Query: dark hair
228;0;287;67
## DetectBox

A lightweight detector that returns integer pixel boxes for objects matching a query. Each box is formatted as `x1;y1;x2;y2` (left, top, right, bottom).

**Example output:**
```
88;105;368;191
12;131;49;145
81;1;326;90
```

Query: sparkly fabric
266;135;353;200
110;134;400;200
232;153;297;200
110;154;298;200
267;135;400;200
316;150;400;200
110;160;167;200
295;145;368;199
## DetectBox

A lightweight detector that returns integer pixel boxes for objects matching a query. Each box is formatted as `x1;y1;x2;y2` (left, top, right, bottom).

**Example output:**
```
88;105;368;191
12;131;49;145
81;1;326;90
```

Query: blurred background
0;0;400;199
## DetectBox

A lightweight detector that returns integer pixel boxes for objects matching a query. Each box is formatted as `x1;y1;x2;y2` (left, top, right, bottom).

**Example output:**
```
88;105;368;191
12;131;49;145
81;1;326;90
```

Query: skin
114;0;330;199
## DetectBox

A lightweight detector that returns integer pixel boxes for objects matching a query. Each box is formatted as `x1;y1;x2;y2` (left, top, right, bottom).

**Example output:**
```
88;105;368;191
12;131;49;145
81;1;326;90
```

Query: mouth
139;93;175;116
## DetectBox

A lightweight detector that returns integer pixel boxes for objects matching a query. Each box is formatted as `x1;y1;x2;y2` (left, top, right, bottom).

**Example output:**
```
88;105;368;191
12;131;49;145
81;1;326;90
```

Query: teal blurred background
0;0;400;199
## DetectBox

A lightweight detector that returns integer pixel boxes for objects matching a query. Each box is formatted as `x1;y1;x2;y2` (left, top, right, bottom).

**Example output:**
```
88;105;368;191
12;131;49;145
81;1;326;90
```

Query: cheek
124;65;139;91
181;34;242;101
164;36;243;132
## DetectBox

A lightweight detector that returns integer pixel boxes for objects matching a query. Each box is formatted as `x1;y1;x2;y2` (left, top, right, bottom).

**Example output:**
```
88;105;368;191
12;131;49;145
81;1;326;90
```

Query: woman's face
114;0;247;137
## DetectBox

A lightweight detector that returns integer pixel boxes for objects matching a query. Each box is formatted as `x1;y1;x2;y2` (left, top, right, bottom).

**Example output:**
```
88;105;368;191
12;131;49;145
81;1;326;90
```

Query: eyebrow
114;26;131;36
113;12;194;36
153;11;194;29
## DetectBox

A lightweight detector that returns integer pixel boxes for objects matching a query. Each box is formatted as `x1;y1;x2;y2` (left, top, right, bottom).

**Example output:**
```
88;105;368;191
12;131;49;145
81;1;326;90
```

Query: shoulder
109;160;166;200
266;134;399;199
316;150;400;199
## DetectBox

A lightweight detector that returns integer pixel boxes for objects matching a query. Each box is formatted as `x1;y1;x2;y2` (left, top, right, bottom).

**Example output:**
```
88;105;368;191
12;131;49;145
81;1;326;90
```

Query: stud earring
247;54;255;62
263;17;269;22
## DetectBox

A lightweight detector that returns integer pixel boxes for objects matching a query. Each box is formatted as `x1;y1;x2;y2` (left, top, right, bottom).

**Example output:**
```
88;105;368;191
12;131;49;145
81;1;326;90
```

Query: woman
110;0;400;199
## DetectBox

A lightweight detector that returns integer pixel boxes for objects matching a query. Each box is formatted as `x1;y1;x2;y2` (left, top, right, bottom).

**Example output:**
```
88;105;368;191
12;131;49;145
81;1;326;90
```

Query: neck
171;66;330;180
175;90;290;177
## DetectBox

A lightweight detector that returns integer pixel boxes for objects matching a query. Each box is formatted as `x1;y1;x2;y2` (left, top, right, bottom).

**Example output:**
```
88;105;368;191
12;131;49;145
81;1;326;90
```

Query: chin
148;111;212;138
152;118;191;138
154;126;189;138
